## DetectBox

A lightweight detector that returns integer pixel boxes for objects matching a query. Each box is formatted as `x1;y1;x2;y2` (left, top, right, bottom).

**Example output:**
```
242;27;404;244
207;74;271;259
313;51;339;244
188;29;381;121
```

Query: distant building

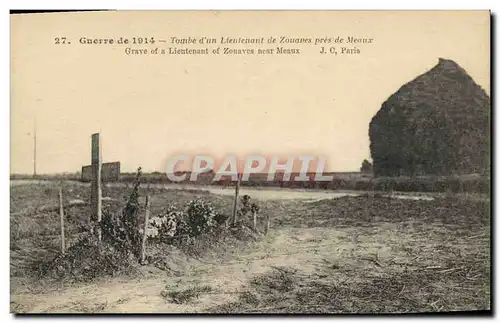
81;161;121;182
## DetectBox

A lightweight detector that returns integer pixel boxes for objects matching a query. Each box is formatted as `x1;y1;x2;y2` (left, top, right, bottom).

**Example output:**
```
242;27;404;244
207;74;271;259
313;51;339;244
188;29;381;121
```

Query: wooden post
252;210;257;232
265;213;270;235
90;133;102;241
141;195;151;265
59;187;66;254
33;117;37;178
231;173;241;225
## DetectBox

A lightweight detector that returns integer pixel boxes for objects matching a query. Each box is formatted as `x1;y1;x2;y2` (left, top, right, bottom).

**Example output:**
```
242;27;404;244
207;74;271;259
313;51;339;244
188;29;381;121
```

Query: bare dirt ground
11;227;340;313
9;224;427;313
10;181;490;314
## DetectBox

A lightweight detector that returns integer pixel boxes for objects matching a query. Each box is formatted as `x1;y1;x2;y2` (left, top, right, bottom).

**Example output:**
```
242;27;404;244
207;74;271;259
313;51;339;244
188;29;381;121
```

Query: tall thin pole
33;117;37;177
141;195;151;265
59;187;66;254
253;210;257;232
91;133;102;242
231;173;241;225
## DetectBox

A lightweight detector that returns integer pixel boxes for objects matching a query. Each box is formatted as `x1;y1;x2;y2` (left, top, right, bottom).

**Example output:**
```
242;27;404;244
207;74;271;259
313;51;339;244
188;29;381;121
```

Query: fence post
253;210;257;232
90;133;102;242
231;173;241;225
59;187;66;255
265;213;270;235
141;195;151;264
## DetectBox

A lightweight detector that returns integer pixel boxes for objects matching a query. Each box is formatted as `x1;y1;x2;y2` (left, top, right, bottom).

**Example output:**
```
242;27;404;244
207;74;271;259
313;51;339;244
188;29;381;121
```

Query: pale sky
10;11;490;174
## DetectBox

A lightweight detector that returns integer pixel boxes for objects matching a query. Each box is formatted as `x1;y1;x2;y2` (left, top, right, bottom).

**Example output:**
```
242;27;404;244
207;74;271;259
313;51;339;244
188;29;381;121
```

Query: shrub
147;204;186;240
101;166;143;257
41;234;138;281
184;198;218;236
147;198;219;241
360;159;373;174
237;195;260;218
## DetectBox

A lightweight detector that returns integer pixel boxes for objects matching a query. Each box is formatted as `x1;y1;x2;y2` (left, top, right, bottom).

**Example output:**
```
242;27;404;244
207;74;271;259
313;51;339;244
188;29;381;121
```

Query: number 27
54;37;68;44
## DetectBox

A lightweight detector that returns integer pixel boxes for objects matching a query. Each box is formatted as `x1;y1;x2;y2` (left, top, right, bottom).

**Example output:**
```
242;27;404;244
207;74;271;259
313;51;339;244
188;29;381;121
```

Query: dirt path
12;224;390;313
10;179;441;202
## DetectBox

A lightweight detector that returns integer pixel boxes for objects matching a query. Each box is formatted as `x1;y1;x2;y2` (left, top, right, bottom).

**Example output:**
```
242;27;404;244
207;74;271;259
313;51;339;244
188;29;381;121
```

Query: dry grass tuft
161;285;213;304
213;256;490;313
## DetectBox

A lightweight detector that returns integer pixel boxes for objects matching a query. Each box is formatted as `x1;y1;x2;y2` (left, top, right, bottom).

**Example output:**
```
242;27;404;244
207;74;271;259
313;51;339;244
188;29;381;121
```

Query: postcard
10;10;491;314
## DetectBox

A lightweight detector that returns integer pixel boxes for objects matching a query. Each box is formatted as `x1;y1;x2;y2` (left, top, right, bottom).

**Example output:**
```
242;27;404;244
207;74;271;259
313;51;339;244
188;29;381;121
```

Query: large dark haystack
369;58;490;176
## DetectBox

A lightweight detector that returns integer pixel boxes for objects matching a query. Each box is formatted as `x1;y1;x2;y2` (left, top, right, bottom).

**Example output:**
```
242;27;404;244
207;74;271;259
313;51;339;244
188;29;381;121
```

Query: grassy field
11;171;490;194
10;180;490;313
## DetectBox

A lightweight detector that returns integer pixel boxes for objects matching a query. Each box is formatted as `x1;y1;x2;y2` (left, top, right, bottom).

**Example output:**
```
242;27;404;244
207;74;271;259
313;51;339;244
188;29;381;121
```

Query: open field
10;181;490;313
10;170;490;194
